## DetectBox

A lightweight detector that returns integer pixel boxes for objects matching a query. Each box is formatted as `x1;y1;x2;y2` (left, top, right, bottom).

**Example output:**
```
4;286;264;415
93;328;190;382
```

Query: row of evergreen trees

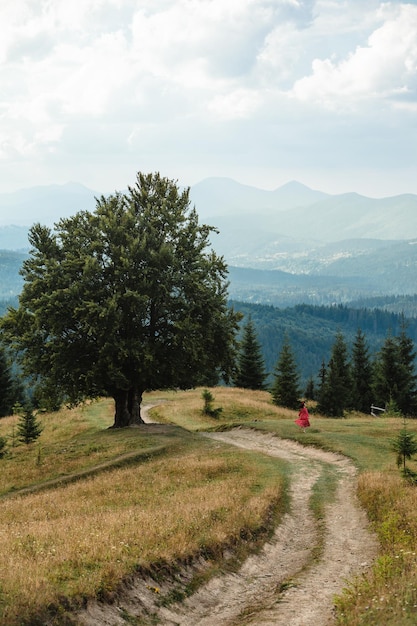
1;312;416;421
234;317;417;417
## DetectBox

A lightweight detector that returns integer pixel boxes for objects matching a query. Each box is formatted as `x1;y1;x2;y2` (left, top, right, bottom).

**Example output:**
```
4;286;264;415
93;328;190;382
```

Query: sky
0;0;416;198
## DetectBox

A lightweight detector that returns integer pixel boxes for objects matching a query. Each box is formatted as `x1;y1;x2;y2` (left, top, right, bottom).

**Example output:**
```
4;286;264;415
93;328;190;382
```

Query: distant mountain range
189;177;417;256
1;177;417;308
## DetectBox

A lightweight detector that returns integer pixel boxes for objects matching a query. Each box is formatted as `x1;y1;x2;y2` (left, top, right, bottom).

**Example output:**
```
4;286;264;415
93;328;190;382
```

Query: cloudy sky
1;0;416;198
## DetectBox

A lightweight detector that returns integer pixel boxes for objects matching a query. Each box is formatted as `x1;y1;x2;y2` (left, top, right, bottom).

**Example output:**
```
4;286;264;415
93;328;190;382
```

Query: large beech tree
2;172;240;427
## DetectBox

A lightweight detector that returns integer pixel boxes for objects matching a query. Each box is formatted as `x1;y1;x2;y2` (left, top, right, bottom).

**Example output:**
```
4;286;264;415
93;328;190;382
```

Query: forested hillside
1;240;417;399
231;300;417;388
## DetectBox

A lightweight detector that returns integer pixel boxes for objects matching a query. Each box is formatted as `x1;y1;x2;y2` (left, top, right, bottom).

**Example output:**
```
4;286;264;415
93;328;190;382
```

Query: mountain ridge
1;178;417;308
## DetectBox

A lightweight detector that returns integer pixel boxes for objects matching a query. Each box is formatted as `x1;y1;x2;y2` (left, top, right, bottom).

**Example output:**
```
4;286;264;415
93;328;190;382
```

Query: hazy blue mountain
0;225;31;250
190;178;417;242
1;177;417;308
188;178;417;272
1;176;416;243
274;192;417;242
0;250;26;298
0;182;98;227
189;177;329;216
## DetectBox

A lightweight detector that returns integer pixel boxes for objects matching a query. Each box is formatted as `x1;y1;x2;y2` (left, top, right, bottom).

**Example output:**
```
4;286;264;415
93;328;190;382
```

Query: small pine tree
392;420;417;478
271;337;300;409
16;406;43;445
234;317;267;390
201;389;222;418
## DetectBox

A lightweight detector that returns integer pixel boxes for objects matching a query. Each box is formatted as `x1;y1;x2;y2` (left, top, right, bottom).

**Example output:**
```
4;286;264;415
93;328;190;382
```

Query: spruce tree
304;376;316;401
271;337;300;408
351;328;374;413
373;332;403;414
0;345;19;417
396;320;417;416
373;324;417;417
317;331;352;417
392;420;417;477
234;317;267;390
16;406;43;445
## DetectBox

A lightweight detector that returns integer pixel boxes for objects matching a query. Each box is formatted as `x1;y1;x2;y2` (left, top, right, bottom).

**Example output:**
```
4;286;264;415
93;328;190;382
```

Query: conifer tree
374;332;404;414
392;420;417;477
317;332;352;417
396;320;417;416
234;317;267;390
374;324;417;416
271;336;300;408
304;376;316;401
351;328;374;413
0;345;20;417
316;359;328;409
16;406;43;445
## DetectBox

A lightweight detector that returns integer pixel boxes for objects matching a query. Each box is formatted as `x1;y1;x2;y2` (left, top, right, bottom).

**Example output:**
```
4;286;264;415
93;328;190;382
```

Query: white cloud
291;4;417;108
0;0;415;196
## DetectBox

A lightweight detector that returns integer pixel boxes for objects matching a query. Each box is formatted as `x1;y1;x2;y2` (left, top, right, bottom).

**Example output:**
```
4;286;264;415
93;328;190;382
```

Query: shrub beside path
77;418;378;625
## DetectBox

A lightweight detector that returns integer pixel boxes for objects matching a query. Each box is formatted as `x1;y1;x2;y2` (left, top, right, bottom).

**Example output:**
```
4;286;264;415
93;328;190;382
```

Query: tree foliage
392;421;417;477
317;332;352;417
271;336;300;409
373;324;417;417
2;172;241;427
234;317;267;390
396;320;417;415
201;389;222;418
16;405;43;445
351;329;373;413
0;344;24;417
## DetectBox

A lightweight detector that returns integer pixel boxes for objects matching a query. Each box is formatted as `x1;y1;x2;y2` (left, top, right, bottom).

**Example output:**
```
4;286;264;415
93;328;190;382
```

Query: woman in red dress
295;401;310;432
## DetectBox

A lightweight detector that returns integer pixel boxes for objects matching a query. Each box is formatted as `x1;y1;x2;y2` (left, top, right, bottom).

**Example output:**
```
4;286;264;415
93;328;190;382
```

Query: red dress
295;406;310;428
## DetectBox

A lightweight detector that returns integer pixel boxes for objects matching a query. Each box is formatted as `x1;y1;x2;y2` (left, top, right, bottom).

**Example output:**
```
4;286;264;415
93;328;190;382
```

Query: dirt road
77;424;378;626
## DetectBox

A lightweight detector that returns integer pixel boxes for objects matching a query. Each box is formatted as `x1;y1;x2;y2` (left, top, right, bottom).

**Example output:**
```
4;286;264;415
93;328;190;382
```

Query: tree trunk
128;386;143;424
112;387;144;428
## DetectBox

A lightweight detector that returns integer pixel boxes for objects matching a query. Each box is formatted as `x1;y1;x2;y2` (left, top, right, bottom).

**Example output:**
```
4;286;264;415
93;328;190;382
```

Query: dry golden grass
335;471;417;625
0;399;185;496
0;395;285;626
151;388;417;625
3;387;417;625
148;386;293;430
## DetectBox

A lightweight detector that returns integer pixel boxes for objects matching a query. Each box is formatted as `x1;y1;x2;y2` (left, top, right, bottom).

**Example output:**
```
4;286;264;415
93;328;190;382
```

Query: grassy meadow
0;387;416;624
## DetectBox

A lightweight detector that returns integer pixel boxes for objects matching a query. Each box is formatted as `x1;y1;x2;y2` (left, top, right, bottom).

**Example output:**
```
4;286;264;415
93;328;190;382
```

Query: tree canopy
2;172;241;427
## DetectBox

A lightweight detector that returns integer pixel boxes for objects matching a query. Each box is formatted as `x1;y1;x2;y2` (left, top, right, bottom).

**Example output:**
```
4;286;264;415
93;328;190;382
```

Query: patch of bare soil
75;426;378;626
